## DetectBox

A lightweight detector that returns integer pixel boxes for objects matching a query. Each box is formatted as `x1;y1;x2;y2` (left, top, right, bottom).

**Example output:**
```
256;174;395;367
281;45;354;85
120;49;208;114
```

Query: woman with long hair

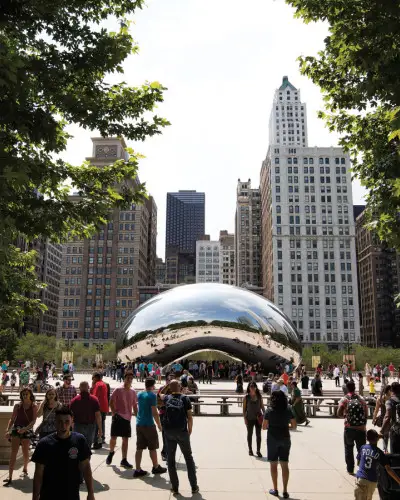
263;390;296;498
36;388;61;440
243;381;265;457
3;388;37;485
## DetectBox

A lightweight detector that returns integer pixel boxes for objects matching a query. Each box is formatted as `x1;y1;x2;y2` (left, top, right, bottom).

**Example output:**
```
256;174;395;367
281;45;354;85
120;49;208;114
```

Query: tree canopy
0;1;168;328
286;0;400;247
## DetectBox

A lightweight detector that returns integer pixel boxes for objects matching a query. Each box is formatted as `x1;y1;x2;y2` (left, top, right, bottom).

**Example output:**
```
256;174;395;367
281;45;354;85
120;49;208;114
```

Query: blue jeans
165;429;197;490
74;423;96;449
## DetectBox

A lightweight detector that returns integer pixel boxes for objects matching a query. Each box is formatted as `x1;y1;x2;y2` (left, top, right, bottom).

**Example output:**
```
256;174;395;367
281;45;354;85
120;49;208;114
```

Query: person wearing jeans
70;381;102;450
243;381;264;457
160;380;199;495
338;380;368;474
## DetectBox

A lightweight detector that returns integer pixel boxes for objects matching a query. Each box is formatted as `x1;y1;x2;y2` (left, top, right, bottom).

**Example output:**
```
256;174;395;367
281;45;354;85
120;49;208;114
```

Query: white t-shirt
333;367;340;377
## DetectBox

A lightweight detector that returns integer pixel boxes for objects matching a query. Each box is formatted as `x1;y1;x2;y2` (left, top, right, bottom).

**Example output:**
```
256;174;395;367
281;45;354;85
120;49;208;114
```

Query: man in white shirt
333;365;340;387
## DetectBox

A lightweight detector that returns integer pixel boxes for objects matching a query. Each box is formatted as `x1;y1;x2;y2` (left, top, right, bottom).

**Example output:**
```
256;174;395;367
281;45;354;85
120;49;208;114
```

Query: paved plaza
0;374;382;499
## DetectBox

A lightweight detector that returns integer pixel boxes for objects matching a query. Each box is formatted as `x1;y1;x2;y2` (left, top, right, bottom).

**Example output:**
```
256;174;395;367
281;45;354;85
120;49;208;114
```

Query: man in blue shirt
134;378;167;478
172;362;183;376
355;429;400;499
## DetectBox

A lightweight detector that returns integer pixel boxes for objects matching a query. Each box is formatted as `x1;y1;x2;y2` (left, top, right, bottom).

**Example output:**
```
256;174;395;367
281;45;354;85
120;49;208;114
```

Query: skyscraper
235;180;261;287
57;137;157;346
17;237;62;336
219;230;235;285
355;207;400;347
260;77;360;348
165;190;205;284
196;239;221;283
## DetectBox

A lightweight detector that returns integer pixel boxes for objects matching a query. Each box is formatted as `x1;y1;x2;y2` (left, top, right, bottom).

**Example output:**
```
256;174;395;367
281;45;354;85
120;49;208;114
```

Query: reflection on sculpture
117;283;301;371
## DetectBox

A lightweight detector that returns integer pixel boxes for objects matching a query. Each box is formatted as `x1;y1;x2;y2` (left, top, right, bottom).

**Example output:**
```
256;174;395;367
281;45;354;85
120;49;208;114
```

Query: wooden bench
191;402;233;416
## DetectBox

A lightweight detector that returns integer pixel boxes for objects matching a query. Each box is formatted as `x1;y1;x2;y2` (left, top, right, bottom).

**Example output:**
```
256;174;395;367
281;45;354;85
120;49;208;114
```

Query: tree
286;0;400;247
14;333;57;364
0;1;168;326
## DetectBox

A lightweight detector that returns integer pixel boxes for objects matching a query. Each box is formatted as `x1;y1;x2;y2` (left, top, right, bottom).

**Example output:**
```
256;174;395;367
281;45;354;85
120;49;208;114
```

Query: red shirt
70;393;100;425
91;380;109;413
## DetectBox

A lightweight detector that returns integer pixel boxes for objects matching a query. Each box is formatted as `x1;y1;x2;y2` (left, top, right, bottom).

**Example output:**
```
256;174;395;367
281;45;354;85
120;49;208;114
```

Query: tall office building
57;137;157;345
355;207;400;347
165;190;205;284
155;257;166;284
196;239;221;283
219;230;235;285
18;238;62;335
260;77;361;348
235;180;261;287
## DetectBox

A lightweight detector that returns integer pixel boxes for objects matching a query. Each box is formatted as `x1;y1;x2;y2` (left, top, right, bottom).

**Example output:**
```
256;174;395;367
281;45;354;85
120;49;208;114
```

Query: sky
62;0;366;259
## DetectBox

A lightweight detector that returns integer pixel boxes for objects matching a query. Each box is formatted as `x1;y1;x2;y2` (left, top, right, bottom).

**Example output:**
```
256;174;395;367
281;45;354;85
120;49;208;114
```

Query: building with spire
260;76;360;348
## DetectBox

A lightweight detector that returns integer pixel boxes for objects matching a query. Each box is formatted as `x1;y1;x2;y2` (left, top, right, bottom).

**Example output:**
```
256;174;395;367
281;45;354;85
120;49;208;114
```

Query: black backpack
164;395;187;430
346;394;366;427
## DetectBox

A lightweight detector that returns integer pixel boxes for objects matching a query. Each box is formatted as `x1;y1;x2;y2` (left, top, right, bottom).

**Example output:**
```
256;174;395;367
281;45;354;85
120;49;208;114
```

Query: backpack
164;395;187;430
346;395;366;427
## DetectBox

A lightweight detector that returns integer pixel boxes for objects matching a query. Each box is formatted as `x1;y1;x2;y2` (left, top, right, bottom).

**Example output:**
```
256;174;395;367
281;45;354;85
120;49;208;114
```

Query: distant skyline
60;0;366;259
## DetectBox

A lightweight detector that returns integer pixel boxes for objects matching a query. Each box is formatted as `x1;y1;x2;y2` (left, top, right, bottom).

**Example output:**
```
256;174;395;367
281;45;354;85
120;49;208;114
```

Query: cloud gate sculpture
117;283;301;371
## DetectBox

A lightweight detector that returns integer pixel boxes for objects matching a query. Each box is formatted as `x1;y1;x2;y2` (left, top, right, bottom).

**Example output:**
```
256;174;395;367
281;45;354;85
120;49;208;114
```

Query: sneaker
152;464;167;474
120;458;133;469
269;489;279;497
133;469;148;478
192;486;200;494
161;453;168;462
248;450;253;456
106;451;115;465
256;451;262;458
283;493;289;499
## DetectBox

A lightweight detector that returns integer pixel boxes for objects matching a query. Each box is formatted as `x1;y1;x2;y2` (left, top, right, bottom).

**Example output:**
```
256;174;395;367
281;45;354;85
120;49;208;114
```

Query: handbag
35;405;56;435
257;410;264;426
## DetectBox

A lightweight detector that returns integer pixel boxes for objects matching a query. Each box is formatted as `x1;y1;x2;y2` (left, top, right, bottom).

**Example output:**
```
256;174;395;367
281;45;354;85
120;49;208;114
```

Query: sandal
3;478;12;486
269;489;279;497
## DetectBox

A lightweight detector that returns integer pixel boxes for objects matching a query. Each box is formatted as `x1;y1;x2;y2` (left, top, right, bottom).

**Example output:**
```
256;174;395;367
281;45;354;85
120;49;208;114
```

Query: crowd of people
3;358;400;499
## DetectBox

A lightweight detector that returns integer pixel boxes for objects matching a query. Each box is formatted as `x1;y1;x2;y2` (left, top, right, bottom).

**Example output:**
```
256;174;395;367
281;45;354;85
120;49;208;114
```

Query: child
369;377;376;397
354;429;400;499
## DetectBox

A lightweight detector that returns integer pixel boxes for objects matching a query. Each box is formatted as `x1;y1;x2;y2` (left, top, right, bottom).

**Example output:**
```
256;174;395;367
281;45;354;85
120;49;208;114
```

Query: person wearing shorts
106;371;138;469
263;390;296;499
133;378;167;478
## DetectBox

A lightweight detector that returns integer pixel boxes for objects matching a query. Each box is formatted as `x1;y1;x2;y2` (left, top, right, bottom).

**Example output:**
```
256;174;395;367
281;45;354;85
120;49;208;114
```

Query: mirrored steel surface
117;283;301;370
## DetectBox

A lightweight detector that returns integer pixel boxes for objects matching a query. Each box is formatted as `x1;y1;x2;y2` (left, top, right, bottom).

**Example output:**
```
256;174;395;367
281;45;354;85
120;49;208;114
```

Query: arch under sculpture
117;283;302;371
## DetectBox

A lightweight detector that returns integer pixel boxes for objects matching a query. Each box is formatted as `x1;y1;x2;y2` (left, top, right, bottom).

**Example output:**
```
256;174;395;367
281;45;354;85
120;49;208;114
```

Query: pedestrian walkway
0;414;379;499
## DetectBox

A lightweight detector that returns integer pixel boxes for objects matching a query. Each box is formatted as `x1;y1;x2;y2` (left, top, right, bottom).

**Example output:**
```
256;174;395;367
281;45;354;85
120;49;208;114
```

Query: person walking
70;381;102;450
381;381;400;453
243;381;265;457
290;381;310;426
36;388;61;440
263;390;296;498
206;363;213;384
160;380;199;495
338;380;368;475
3;388;37;485
389;362;395;380
133;378;167;477
333;364;340;387
354;429;400;500
32;406;95;500
364;363;371;384
199;362;206;384
56;374;77;407
311;373;323;410
106;371;138;468
91;372;109;446
372;384;392;452
19;365;30;388
357;373;364;397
